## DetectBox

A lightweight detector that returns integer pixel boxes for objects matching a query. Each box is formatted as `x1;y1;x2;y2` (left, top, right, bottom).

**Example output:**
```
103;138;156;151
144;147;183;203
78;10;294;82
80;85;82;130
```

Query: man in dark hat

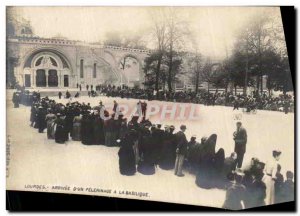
223;170;246;210
233;121;247;168
247;171;266;208
281;171;294;202
174;125;188;177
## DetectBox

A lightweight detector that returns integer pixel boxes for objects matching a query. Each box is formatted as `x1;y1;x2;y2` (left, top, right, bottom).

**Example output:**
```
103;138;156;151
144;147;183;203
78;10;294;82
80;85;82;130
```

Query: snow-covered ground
6;91;294;209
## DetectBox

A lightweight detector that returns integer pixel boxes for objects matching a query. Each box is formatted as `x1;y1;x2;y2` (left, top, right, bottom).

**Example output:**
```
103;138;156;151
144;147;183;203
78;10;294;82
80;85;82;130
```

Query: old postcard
6;6;294;210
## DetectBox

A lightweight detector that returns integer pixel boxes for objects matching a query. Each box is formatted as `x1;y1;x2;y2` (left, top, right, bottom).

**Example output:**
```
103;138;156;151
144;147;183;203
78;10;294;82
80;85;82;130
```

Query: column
57;70;61;87
46;69;49;87
23;74;25;87
31;70;35;87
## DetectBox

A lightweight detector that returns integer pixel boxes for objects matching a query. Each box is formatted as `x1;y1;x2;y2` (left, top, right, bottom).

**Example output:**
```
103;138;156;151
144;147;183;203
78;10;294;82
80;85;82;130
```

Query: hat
180;125;187;130
273;150;282;157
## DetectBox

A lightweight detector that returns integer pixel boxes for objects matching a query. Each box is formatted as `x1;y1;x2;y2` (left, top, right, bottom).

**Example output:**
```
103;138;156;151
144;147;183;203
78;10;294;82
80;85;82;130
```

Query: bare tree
186;52;203;93
149;8;168;92
164;8;189;91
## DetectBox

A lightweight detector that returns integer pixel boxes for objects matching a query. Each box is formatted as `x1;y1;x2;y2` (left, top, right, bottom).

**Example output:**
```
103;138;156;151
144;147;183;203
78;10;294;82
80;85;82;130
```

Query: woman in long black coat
137;127;156;175
81;113;94;145
118;132;137;176
158;129;177;170
93;113;105;145
55;114;67;144
37;107;47;133
213;148;225;188
195;134;217;189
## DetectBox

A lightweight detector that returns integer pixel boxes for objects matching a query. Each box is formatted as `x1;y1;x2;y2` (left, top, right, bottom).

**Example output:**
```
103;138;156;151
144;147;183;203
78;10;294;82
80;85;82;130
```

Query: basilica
6;16;150;89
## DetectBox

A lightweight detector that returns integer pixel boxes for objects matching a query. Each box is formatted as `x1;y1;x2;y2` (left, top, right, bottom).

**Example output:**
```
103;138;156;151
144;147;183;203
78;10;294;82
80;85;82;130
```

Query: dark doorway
64;75;69;87
36;69;46;87
48;70;58;87
24;74;31;87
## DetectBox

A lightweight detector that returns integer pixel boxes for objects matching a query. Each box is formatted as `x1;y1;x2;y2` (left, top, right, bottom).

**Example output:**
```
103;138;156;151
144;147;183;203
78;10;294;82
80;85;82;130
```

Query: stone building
7;36;151;89
6;12;151;89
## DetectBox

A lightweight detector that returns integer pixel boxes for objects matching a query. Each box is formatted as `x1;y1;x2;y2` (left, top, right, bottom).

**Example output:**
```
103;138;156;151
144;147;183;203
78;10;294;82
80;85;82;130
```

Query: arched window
80;59;84;78
35;57;43;66
50;57;58;67
93;63;97;78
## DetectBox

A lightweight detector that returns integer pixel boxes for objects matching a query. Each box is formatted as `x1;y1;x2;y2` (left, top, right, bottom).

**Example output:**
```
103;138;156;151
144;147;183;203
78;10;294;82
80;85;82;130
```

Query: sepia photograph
6;6;295;210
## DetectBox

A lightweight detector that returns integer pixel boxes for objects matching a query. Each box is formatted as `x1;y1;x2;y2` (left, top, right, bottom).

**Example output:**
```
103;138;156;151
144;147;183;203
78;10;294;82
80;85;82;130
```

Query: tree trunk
260;73;263;95
168;44;173;92
195;72;199;94
234;85;237;95
155;57;162;92
256;75;260;94
283;77;287;96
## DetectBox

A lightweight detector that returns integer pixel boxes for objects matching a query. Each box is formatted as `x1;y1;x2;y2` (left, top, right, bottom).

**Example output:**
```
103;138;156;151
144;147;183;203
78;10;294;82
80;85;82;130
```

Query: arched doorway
23;50;72;88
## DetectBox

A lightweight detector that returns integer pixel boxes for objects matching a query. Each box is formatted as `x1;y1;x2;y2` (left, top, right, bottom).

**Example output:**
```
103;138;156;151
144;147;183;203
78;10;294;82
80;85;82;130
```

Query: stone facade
7;36;151;88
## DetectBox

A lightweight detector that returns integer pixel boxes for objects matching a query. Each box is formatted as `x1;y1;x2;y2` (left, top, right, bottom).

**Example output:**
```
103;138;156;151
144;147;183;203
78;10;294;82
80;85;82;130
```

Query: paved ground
6;91;294;209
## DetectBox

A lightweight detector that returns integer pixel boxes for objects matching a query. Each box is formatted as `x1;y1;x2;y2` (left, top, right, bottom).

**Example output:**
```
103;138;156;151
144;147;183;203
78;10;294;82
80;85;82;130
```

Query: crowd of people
11;89;294;210
73;84;294;114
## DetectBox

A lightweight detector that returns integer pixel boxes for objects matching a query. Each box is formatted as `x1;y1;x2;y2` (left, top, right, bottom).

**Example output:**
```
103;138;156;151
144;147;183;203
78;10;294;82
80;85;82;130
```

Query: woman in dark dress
213;148;225;188
118;131;138;176
37;106;47;133
92;111;105;145
104;115;115;147
158;127;177;170
55;114;67;144
137;126;156;175
81;112;93;145
119;118;128;140
195;134;217;189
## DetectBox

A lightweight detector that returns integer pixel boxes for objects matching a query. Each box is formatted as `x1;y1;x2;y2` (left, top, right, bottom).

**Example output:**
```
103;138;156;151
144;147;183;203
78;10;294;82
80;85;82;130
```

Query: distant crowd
73;84;294;114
